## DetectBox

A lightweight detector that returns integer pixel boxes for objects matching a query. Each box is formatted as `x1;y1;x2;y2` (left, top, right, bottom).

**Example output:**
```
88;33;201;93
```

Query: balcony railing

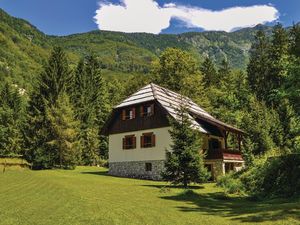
204;148;243;161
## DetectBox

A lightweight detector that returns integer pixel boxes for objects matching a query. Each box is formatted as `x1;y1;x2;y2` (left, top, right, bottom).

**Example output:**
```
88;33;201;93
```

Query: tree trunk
60;143;62;168
183;172;188;188
183;180;188;189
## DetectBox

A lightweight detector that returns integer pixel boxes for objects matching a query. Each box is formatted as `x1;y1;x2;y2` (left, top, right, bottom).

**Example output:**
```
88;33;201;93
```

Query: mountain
0;8;274;89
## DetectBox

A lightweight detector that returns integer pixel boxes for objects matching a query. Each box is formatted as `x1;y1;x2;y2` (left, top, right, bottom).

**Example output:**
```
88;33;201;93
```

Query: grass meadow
0;166;299;225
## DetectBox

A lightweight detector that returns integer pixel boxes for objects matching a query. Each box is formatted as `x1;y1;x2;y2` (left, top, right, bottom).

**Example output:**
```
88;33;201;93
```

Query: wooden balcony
204;148;243;161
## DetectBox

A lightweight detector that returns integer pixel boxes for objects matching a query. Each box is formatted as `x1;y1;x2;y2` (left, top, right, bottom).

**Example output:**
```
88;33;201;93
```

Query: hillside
0;8;274;89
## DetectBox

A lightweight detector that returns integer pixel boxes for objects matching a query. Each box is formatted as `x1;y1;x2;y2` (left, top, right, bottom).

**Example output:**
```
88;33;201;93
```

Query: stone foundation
205;159;245;180
109;160;165;180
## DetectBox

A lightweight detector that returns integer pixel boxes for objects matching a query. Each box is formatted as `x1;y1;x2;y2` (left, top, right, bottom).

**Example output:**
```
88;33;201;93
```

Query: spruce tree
267;23;290;104
0;82;25;156
200;57;218;86
218;59;231;79
71;55;110;164
25;47;72;168
290;24;300;57
162;103;209;188
247;30;271;101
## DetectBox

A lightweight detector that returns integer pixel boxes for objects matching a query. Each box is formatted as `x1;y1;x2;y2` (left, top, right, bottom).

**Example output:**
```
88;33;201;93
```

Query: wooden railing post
238;134;241;152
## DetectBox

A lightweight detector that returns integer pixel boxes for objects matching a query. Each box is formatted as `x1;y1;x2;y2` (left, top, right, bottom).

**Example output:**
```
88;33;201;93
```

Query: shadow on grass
160;190;300;223
81;171;109;176
142;184;204;190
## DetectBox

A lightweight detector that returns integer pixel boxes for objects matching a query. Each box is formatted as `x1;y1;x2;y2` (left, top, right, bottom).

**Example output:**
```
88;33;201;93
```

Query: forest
0;8;299;198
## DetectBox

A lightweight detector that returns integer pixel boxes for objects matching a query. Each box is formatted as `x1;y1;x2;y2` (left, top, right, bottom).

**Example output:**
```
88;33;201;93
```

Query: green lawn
0;167;299;225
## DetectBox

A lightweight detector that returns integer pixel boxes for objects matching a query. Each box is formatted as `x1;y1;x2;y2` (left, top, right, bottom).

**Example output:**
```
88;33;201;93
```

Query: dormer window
122;107;136;120
140;104;154;117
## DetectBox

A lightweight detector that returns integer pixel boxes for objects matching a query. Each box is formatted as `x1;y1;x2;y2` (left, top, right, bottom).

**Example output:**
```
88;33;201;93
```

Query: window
140;104;154;117
145;163;152;171
122;107;136;120
122;135;136;149
141;132;155;148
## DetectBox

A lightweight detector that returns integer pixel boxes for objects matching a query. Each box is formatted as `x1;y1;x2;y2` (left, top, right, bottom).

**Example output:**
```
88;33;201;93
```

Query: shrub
240;151;300;198
216;173;244;195
98;158;108;168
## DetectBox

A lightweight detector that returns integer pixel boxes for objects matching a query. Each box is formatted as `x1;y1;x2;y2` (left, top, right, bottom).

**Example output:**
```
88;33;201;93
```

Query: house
102;83;245;180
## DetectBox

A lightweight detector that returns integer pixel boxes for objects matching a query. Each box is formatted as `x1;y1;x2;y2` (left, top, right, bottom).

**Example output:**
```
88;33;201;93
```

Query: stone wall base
109;160;165;180
205;159;245;180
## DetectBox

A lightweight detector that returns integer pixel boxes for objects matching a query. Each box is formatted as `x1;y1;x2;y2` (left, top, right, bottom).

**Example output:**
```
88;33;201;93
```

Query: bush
98;158;108;168
240;151;300;198
216;173;244;195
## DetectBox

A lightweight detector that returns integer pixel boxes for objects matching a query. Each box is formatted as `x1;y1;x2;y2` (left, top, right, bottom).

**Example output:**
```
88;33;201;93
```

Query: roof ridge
151;83;196;103
150;83;158;100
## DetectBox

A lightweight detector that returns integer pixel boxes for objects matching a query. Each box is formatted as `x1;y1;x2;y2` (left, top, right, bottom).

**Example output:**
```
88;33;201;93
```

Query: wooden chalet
102;83;245;180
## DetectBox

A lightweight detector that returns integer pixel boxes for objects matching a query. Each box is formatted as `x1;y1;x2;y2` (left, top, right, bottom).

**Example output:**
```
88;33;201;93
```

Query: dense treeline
215;24;300;197
0;23;299;195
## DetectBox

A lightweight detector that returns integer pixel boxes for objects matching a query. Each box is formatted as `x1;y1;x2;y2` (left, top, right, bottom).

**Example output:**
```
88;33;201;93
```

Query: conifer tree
25;47;72;168
72;55;110;164
200;57;218;86
290;24;300;57
0;82;25;156
162;103;209;188
247;30;271;101
46;93;80;168
218;59;231;79
267;23;290;104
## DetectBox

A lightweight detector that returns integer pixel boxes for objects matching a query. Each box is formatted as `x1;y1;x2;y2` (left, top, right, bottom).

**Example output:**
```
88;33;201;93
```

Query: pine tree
290;24;300;57
71;55;110;164
162;103;209;188
241;98;283;155
218;58;231;79
0;82;25;156
267;23;290;104
200;57;218;86
247;30;271;100
25;47;72;169
46;93;80;169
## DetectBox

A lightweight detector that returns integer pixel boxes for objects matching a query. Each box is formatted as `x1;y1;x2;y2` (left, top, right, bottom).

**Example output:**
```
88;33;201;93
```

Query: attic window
141;132;155;148
140;104;154;117
122;107;136;120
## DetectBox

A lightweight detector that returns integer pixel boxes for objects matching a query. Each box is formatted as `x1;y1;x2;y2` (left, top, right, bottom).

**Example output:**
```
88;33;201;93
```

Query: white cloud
94;0;279;34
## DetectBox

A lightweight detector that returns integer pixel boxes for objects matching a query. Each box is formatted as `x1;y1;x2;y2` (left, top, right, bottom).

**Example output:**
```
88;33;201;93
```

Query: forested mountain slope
0;8;274;88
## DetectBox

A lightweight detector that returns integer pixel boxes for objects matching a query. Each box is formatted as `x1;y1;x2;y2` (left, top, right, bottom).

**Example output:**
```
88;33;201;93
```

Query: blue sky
0;0;299;35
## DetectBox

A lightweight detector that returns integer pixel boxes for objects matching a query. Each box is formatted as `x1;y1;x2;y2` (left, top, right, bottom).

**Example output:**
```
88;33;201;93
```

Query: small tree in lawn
162;102;209;188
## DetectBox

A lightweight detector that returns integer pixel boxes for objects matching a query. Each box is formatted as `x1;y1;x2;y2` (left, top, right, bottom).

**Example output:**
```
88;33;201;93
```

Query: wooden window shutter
151;104;154;115
132;107;136;119
133;136;136;148
121;110;126;120
122;138;126;149
140;135;144;148
152;134;156;147
140;106;144;117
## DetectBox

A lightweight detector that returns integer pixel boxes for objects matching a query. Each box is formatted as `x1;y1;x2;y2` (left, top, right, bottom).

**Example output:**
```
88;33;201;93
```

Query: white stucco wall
109;127;172;163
